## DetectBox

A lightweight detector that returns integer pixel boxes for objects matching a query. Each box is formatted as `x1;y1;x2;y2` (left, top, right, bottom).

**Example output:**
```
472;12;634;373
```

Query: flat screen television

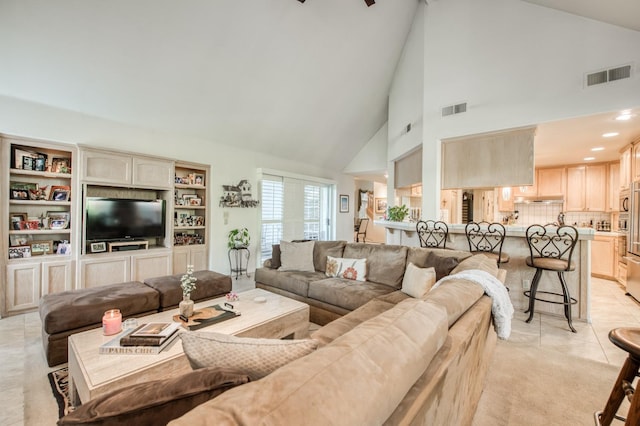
85;197;166;241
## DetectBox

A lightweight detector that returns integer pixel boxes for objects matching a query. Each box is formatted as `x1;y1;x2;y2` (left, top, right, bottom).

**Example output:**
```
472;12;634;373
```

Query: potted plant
228;228;250;249
179;265;197;318
387;205;409;222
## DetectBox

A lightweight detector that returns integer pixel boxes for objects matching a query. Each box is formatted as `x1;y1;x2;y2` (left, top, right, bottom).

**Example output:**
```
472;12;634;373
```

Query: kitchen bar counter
375;220;594;322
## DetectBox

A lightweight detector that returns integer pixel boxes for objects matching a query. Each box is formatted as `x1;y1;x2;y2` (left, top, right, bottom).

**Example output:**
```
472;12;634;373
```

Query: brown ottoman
143;270;232;310
39;281;160;367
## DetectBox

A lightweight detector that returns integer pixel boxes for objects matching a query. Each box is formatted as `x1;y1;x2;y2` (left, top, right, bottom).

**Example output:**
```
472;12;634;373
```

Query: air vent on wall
442;102;467;117
586;65;632;87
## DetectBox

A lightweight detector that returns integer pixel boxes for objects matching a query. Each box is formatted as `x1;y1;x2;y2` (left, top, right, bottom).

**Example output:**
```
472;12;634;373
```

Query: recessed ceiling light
584;157;596;161
616;113;632;121
603;132;619;138
591;147;605;151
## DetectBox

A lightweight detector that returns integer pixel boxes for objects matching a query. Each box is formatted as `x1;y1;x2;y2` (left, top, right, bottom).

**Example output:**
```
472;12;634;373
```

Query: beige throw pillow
401;263;437;299
181;332;318;380
325;256;367;281
278;240;315;272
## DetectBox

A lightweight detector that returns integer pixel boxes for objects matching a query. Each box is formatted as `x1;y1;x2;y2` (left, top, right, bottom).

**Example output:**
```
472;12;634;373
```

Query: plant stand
228;247;250;279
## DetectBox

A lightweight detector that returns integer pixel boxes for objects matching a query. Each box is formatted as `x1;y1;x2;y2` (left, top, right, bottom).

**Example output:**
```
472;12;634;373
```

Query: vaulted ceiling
0;0;419;171
1;1;638;173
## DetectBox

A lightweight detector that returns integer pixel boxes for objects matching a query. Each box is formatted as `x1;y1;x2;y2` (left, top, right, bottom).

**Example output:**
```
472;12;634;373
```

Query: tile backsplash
512;203;611;227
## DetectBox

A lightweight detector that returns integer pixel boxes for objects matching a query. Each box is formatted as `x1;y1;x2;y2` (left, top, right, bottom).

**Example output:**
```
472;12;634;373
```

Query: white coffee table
68;288;309;405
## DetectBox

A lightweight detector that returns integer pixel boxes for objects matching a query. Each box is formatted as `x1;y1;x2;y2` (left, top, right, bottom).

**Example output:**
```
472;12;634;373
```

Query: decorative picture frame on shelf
375;198;387;214
30;240;53;256
49;186;71;201
51;157;71;174
9;234;31;247
9;246;31;259
10;182;37;200
189;198;202;206
90;242;107;253
194;174;205;186
56;241;71;255
339;194;349;213
10;213;28;230
46;211;70;230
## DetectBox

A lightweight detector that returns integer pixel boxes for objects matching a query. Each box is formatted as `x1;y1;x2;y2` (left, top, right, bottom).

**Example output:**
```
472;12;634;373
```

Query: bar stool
524;224;579;332
464;221;510;267
416;220;448;249
595;328;640;425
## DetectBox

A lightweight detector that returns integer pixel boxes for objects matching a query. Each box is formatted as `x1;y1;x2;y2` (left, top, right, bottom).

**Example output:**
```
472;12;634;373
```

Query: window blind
260;173;334;261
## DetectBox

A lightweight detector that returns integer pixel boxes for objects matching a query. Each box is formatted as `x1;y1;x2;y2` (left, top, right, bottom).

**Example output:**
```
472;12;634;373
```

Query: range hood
514;196;564;204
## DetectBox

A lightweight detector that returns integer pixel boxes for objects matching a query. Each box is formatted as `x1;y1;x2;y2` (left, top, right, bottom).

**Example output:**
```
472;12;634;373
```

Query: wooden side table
228;247;250;279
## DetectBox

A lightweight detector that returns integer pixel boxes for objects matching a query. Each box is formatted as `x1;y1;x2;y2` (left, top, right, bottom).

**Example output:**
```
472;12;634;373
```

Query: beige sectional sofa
256;241;476;325
59;242;506;425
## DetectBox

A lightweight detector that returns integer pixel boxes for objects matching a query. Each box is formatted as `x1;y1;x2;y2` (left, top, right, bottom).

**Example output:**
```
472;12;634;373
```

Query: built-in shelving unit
1;139;212;317
2;135;78;316
172;161;210;272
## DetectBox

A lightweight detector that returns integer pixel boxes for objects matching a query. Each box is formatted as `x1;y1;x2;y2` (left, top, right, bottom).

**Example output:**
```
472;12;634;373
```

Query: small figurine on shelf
179;265;198;318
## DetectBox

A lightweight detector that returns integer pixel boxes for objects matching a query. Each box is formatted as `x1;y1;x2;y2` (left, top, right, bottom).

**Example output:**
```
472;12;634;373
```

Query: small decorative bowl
225;292;239;302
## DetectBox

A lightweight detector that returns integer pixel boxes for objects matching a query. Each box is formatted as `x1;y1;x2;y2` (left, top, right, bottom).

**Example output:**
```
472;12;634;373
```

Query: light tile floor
1;276;639;425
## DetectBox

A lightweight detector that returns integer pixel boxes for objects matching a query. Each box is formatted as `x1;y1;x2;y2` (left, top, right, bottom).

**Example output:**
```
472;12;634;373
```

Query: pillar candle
102;309;122;336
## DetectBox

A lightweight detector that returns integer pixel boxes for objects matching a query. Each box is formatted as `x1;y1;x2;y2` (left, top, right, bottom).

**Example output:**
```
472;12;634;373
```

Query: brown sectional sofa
39;270;231;366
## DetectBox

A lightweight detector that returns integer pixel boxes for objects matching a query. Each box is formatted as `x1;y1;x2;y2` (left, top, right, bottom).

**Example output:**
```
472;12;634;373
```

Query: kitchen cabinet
591;234;616;279
565;164;607;212
618;261;627;287
633;143;640;184
536;167;565;197
620;145;631;190
497;187;514;212
608;162;620;212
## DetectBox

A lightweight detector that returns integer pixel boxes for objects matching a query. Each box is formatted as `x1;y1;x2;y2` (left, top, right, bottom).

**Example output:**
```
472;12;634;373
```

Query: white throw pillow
181;332;318;380
278;240;315;272
401;263;437;299
325;256;367;282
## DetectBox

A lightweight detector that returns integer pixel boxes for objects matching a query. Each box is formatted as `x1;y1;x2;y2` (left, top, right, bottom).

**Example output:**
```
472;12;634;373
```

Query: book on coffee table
120;322;182;347
173;304;241;331
99;327;182;355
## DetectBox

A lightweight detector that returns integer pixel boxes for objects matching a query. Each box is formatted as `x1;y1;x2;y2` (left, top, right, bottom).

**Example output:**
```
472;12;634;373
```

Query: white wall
0;95;355;274
387;1;425;207
343;122;388;175
416;0;640;218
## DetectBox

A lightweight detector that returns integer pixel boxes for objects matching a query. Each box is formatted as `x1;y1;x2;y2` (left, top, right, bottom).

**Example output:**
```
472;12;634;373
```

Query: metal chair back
525;224;579;271
465;221;506;259
416;220;449;249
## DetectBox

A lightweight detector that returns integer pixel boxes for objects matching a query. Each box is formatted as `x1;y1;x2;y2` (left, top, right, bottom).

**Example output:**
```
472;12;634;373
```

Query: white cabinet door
81;150;132;185
131;251;172;281
132;157;174;189
80;256;131;288
6;263;41;313
172;246;208;273
42;260;74;294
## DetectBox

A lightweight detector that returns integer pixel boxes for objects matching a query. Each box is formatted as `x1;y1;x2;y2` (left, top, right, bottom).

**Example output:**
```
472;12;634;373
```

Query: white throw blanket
433;269;514;340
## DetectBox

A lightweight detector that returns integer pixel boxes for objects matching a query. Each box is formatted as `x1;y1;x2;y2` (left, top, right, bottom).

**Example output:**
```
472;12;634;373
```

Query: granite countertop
374;220;597;239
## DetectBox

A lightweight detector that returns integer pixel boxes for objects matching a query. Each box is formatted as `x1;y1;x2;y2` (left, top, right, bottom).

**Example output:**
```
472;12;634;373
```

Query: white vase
179;294;194;318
